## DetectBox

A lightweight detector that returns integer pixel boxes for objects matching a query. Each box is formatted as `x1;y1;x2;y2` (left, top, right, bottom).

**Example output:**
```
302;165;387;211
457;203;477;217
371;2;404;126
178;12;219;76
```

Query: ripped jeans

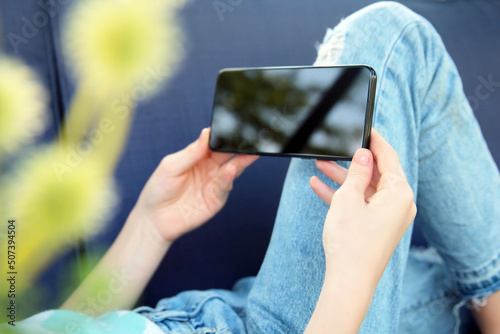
135;2;500;333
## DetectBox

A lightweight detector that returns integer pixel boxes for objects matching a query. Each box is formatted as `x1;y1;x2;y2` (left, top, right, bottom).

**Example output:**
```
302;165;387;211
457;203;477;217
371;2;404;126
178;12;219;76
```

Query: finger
315;160;348;186
212;154;259;196
309;176;335;205
340;148;374;197
206;128;238;165
224;154;259;179
161;128;210;176
369;128;405;177
211;151;235;165
372;160;382;185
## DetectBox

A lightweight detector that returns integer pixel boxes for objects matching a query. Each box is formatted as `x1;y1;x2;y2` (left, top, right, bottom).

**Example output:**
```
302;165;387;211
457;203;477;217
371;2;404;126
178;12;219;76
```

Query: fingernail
354;149;369;166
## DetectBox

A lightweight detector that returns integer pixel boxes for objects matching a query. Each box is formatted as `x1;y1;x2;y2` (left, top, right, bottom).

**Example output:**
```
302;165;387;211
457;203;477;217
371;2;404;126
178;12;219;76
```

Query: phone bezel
209;65;377;161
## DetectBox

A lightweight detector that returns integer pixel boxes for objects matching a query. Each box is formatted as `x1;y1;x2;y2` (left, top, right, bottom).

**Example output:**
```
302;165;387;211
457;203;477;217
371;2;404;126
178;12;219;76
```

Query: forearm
304;266;378;334
61;207;171;315
472;289;500;334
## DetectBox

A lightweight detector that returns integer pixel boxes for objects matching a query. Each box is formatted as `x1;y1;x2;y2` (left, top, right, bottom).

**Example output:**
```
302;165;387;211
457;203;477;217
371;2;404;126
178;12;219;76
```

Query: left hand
310;129;416;277
133;127;258;243
304;129;416;334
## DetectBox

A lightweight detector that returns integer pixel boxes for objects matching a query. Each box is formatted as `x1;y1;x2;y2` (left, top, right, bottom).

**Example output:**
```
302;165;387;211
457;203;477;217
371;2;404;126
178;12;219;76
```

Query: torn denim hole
469;295;488;311
452;296;488;334
409;246;444;264
314;25;346;66
451;299;466;334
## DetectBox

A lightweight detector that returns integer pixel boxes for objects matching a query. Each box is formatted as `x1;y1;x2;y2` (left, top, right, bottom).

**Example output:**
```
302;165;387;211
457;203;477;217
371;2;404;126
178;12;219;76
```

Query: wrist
132;194;191;243
324;256;380;303
324;264;377;296
126;205;172;251
63;205;172;313
324;241;391;293
305;263;377;333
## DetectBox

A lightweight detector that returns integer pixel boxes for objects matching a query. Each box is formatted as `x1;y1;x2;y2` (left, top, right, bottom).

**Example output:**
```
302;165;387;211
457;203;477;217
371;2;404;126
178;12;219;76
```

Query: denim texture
136;2;500;333
135;278;253;334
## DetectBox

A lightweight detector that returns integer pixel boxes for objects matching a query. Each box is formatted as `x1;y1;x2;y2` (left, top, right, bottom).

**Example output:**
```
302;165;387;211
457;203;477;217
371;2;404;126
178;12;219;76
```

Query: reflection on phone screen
210;66;373;158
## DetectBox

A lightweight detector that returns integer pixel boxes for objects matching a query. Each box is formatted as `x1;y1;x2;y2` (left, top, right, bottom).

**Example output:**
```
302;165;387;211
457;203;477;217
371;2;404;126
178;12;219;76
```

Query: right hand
310;129;417;279
132;128;258;244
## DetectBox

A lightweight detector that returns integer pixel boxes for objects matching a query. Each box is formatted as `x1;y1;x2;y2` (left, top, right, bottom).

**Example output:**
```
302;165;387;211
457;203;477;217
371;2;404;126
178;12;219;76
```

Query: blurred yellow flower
0;56;47;154
4;146;118;289
63;0;185;98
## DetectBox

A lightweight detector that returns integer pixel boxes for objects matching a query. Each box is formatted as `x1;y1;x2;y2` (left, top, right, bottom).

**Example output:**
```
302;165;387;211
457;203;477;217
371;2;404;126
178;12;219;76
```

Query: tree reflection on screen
210;67;370;157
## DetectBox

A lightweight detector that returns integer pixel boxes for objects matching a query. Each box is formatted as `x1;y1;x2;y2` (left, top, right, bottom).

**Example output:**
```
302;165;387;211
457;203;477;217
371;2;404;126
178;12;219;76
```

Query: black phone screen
209;65;376;160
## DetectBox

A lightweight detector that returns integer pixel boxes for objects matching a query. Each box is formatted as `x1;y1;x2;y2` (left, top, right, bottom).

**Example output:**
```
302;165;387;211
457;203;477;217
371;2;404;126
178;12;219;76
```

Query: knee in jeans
361;1;424;24
348;1;441;61
350;1;435;40
314;1;426;66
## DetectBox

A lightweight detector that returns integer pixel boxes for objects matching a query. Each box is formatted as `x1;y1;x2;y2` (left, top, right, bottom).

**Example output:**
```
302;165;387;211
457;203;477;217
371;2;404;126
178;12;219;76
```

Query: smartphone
209;65;376;160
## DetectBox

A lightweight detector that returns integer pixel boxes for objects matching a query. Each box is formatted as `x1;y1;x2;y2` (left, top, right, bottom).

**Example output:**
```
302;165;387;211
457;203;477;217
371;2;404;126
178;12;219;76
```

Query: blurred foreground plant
0;57;47;157
0;0;186;325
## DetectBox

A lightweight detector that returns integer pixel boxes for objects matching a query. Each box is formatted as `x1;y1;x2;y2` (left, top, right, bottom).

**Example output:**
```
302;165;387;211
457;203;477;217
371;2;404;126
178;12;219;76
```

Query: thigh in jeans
246;2;500;333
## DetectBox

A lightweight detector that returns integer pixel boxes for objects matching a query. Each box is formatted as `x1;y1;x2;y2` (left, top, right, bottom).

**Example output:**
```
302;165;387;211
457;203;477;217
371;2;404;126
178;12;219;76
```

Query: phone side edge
362;67;377;150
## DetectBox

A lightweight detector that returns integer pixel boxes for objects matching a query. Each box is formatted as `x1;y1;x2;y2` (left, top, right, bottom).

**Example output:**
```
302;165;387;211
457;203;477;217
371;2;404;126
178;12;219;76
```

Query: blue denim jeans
135;2;500;333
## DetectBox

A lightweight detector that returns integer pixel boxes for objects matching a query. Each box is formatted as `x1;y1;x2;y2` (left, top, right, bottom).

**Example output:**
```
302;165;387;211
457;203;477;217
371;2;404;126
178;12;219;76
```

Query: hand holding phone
209;65;377;160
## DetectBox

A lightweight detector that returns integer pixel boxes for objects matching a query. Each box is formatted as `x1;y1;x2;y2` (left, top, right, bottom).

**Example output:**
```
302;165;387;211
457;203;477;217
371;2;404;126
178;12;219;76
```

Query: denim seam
400;276;458;313
246;314;263;334
373;17;429;140
457;279;500;301
149;293;246;330
400;289;457;317
374;20;429;120
451;248;500;281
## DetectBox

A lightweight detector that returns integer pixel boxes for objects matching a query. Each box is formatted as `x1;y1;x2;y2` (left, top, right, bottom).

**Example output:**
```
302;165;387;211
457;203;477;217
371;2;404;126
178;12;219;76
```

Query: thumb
161;128;209;176
341;148;374;197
